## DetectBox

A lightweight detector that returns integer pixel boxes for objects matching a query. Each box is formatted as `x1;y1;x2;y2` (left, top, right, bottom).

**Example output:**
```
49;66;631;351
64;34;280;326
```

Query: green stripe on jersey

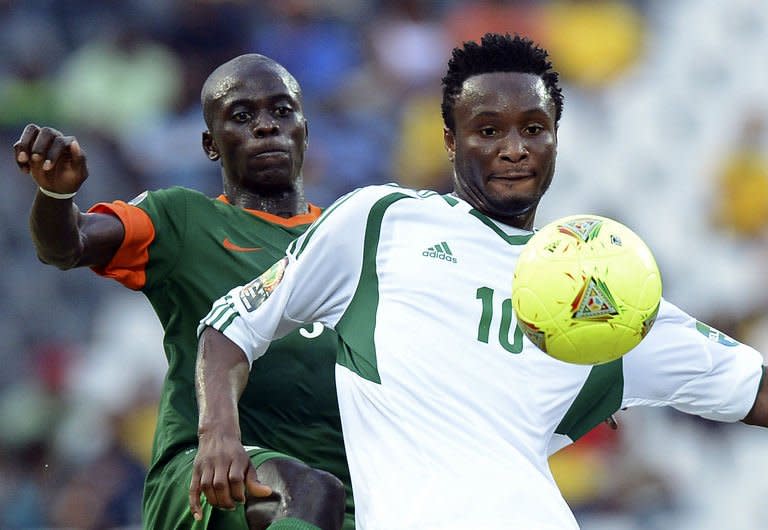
441;194;459;206
468;209;533;245
203;295;236;329
555;359;624;441
335;192;412;383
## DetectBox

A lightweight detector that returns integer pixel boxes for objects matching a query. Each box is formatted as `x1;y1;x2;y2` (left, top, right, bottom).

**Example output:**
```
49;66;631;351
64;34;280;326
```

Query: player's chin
244;168;295;190
487;175;539;193
488;193;538;218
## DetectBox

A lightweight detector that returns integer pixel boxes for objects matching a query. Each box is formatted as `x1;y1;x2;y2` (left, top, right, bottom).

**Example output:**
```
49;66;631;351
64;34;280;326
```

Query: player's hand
189;432;273;521
13;123;88;194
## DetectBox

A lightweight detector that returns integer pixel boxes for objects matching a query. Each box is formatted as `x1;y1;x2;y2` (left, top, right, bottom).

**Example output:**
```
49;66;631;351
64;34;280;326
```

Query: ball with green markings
512;215;662;365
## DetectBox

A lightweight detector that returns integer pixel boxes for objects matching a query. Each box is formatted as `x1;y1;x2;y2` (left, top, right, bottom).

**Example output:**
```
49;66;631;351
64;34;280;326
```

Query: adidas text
423;241;458;263
422;250;457;263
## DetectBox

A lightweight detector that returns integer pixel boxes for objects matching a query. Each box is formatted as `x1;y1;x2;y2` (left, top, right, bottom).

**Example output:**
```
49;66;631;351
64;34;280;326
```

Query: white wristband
38;187;77;199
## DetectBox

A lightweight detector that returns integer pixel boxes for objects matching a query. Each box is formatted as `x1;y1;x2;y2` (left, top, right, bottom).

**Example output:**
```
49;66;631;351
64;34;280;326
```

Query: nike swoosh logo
222;238;263;252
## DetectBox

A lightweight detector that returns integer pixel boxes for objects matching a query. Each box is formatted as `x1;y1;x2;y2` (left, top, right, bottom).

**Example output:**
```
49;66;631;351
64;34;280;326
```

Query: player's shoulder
343;182;418;201
129;186;217;211
326;183;441;215
306;184;452;232
653;298;695;326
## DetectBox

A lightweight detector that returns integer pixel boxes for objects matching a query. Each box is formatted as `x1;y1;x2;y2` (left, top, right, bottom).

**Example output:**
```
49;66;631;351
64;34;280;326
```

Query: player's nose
499;132;528;162
253;114;279;138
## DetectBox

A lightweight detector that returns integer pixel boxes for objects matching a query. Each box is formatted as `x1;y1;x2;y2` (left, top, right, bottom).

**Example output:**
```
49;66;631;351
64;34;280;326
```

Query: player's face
205;63;307;194
445;72;557;230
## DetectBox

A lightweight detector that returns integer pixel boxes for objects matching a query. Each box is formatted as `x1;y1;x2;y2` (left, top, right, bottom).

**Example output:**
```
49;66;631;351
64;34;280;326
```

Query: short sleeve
622;299;764;422
88;199;155;290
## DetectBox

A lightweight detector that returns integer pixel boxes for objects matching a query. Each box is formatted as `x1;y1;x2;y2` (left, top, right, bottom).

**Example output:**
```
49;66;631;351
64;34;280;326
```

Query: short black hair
441;33;563;131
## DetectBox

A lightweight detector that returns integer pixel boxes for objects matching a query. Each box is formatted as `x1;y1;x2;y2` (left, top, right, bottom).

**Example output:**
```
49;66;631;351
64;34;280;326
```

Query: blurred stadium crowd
1;0;767;528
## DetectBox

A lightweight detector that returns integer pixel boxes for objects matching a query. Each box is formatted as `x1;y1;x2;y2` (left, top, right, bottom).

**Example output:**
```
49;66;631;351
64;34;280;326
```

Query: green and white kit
202;185;764;530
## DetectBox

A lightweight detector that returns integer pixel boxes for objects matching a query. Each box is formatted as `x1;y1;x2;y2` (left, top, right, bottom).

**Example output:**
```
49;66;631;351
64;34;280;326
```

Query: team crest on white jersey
239;257;287;312
695;322;739;347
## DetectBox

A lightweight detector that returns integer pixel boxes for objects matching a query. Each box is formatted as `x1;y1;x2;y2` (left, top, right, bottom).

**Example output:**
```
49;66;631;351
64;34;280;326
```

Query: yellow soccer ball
512;215;662;365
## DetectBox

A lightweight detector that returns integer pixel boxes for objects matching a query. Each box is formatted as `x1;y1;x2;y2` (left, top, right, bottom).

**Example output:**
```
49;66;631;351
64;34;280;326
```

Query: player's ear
202;131;220;161
443;127;455;163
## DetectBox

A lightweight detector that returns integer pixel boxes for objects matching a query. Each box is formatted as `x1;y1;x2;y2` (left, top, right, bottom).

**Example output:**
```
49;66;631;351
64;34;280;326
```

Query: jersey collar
442;193;534;245
216;195;322;227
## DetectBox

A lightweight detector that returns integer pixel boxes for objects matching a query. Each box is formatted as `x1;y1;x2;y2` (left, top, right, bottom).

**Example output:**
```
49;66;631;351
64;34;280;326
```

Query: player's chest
374;214;527;318
183;220;297;289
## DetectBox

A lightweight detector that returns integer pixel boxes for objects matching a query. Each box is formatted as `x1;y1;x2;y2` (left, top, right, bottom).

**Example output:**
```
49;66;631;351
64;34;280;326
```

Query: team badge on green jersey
239;257;288;312
695;322;740;347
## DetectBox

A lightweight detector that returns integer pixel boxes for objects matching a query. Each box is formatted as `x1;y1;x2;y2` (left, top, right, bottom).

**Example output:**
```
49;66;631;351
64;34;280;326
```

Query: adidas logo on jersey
422;241;457;263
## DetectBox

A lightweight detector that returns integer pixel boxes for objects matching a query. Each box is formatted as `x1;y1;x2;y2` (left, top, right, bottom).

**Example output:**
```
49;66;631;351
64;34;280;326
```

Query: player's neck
226;188;308;218
450;190;536;230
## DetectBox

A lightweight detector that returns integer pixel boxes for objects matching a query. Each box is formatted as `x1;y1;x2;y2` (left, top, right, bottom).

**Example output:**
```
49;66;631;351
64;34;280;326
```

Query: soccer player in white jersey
191;34;768;529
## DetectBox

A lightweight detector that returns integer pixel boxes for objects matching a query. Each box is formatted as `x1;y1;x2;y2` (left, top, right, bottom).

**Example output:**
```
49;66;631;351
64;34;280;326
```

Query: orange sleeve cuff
88;201;155;290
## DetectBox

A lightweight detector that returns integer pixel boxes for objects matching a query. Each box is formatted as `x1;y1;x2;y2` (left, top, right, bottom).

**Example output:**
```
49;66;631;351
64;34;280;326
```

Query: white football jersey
201;185;764;530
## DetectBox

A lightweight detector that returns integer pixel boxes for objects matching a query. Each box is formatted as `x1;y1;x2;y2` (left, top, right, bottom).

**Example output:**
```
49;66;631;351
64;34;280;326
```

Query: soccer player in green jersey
14;54;351;530
192;35;768;529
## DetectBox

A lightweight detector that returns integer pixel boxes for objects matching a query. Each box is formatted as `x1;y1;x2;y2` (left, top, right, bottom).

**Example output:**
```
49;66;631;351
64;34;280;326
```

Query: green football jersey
91;186;352;527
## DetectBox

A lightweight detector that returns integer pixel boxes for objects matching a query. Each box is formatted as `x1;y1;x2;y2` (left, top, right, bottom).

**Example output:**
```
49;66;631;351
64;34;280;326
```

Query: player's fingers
246;465;273;498
44;135;75;172
189;468;204;521
29;127;61;170
228;463;247;505
211;464;237;510
13;123;41;170
198;464;221;509
69;138;84;160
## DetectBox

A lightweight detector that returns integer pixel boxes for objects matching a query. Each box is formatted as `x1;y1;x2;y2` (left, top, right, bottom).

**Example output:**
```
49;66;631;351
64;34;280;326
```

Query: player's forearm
30;193;125;270
196;327;251;440
29;192;85;269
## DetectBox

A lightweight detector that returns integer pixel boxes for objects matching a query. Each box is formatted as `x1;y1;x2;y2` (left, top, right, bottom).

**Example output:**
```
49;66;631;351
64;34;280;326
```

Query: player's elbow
30;226;85;270
35;248;82;270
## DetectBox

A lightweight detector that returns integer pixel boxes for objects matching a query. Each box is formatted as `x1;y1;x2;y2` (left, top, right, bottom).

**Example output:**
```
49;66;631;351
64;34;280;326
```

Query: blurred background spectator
1;0;767;528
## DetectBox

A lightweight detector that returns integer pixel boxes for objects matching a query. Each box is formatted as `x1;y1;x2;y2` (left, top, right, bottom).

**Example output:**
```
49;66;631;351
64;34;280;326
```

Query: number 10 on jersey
476;287;524;354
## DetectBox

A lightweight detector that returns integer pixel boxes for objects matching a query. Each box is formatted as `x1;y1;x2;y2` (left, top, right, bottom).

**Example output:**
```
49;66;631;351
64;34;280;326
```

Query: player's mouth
489;170;536;180
252;149;289;159
488;171;536;183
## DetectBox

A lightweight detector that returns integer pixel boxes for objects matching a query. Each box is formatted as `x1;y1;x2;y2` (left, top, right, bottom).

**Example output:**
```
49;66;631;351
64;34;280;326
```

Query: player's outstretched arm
742;366;768;427
14;123;124;269
189;327;272;521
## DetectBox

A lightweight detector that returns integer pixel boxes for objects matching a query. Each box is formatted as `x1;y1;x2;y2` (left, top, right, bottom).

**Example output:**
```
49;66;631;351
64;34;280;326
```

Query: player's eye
275;106;293;118
479;126;497;137
523;124;544;136
232;111;251;123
